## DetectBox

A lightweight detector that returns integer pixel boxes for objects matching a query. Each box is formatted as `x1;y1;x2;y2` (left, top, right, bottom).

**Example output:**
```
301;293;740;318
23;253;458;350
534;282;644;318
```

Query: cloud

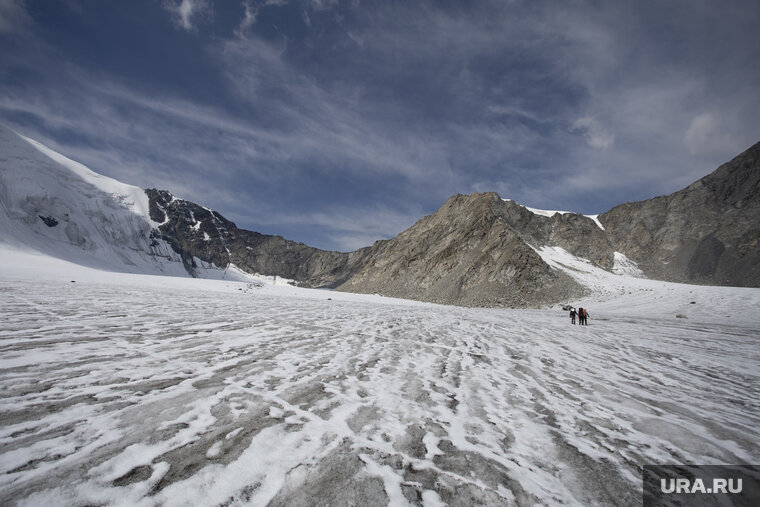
487;105;546;125
3;1;759;245
346;31;364;48
0;44;435;246
0;0;30;34
249;204;422;251
237;0;258;32
308;0;339;11
235;0;290;37
328;232;384;252
570;116;614;149
214;36;454;181
683;112;740;158
684;113;715;150
162;0;211;31
0;76;272;206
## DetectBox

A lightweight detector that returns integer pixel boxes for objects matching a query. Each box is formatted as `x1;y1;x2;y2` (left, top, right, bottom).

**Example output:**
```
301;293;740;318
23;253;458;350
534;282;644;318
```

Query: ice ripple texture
0;279;758;506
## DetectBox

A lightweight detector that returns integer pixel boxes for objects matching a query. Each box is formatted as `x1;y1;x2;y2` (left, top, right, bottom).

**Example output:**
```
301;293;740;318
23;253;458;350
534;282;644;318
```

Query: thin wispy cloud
683;112;739;160
236;0;290;35
246;204;422;252
571;117;614;150
308;0;339;12
214;35;452;181
163;0;211;31
237;1;258;33
0;0;30;34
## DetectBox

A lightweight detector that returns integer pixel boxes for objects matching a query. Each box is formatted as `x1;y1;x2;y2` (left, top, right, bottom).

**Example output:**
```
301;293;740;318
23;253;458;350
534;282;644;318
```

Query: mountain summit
334;193;590;307
1;124;758;306
600;141;760;286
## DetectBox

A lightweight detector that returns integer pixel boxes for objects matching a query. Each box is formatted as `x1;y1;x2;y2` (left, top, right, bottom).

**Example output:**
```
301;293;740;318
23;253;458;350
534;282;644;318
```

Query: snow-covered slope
0;255;758;505
531;245;646;298
0;125;253;281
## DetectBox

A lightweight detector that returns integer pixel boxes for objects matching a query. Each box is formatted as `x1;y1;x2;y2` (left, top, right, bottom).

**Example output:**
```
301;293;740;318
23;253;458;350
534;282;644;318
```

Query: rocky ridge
146;189;602;307
146;189;362;288
145;140;760;307
334;193;590;307
600;140;760;286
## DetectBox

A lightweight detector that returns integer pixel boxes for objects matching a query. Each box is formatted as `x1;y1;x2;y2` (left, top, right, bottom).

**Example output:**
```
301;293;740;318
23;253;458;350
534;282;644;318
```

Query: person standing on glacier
569;308;577;324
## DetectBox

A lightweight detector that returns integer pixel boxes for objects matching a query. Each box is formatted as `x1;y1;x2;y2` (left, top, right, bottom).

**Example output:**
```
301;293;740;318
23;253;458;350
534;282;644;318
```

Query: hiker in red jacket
579;307;589;325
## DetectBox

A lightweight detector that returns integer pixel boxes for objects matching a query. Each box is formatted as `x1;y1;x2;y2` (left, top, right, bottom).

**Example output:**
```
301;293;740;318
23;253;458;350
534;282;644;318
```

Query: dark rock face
147;189;236;274
600;141;760;286
145;189;359;287
38;215;58;227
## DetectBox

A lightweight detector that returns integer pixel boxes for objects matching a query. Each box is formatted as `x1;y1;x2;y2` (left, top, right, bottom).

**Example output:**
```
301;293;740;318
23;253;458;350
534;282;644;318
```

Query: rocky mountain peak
600;140;760;286
334;191;588;307
146;188;237;274
696;140;760;208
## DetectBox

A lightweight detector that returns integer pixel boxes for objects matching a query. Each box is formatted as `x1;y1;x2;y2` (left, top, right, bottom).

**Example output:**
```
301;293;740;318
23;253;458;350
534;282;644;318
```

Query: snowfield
1;250;759;506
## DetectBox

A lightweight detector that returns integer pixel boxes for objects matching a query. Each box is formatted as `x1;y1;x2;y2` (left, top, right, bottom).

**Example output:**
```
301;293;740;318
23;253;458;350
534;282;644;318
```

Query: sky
1;0;759;251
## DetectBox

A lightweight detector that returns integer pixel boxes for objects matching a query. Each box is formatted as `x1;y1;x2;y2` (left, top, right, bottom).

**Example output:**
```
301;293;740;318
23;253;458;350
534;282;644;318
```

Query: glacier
0;250;758;505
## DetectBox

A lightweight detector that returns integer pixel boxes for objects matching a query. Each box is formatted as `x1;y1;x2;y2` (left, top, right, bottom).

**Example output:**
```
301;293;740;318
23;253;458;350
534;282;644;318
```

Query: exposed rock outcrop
146;189;361;287
600;141;760;286
335;193;589;307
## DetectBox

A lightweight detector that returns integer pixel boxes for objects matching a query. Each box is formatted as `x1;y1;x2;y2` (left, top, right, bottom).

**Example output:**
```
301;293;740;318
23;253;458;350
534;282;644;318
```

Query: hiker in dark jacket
570;308;577;324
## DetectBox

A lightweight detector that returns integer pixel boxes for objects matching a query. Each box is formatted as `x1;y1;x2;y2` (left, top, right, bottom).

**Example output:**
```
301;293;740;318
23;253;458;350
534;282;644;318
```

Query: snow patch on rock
612;251;644;277
503;198;605;230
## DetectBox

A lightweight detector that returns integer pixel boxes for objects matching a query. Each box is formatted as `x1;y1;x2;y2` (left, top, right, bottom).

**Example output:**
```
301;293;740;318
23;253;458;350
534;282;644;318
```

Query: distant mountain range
1;123;758;307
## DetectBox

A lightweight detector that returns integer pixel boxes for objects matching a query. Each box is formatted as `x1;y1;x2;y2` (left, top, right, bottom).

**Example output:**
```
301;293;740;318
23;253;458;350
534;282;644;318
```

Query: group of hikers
569;307;589;325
